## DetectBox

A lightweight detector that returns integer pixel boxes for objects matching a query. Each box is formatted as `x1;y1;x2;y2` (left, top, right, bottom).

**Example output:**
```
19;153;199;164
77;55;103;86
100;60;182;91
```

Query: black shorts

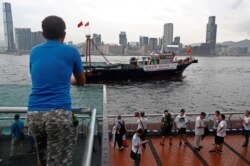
161;127;172;136
215;136;224;145
178;128;186;135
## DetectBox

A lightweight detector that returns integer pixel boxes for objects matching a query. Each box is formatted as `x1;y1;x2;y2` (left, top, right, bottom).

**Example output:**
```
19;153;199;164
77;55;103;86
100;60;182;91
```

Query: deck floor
110;134;250;166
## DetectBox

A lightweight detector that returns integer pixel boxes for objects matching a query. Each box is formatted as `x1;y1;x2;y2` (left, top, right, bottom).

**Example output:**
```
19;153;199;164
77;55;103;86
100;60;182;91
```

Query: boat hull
85;62;193;84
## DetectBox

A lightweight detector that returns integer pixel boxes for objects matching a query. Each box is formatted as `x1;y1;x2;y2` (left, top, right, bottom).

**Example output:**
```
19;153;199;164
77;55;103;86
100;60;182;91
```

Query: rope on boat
90;39;112;64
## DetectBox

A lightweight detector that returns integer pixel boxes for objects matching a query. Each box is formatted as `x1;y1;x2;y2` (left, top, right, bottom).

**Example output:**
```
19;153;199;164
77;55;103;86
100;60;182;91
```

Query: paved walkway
110;134;250;166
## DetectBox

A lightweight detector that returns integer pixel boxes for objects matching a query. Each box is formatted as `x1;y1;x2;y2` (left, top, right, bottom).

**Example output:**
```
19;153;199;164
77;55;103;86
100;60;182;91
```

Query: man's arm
71;71;86;86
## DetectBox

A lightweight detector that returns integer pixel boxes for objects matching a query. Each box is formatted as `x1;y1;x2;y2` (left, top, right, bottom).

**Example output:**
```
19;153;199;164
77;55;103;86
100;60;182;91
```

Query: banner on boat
143;63;177;71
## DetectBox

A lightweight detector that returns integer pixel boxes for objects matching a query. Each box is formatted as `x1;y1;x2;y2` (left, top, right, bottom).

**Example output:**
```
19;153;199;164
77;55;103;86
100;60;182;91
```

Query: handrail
0;107;91;113
101;85;110;166
80;108;97;166
107;112;243;118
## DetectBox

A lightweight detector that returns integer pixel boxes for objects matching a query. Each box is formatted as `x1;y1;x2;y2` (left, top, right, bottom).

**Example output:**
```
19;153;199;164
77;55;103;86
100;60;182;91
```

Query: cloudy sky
0;0;249;45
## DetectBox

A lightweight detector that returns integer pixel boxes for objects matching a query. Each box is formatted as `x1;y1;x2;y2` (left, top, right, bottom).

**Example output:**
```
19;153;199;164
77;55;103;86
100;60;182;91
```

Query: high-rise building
139;36;148;47
206;16;217;55
92;33;101;54
119;32;127;54
173;36;180;45
3;2;15;51
149;38;158;52
163;23;173;51
119;32;127;47
15;28;31;52
31;31;45;47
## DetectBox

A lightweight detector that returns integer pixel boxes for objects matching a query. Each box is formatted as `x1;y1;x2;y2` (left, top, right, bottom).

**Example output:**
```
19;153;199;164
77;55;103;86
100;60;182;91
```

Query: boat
84;35;197;84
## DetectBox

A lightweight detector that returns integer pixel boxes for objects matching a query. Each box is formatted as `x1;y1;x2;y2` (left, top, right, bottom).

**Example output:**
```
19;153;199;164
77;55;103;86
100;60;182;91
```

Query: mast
85;35;91;67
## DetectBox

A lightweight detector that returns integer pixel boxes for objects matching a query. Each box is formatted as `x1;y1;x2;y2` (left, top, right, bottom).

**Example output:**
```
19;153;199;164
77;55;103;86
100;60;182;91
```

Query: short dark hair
215;110;220;114
14;114;20;120
201;112;206;116
117;115;121;119
221;114;225;119
136;128;143;134
42;15;66;39
164;110;168;113
140;112;145;117
180;109;185;113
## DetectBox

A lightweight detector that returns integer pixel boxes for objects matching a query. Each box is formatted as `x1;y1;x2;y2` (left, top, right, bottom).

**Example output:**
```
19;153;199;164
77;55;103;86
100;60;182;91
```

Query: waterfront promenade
0;133;249;165
110;134;250;166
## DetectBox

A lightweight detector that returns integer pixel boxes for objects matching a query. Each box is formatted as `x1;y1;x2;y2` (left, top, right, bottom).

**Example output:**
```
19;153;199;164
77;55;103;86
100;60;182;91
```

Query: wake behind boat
83;35;198;84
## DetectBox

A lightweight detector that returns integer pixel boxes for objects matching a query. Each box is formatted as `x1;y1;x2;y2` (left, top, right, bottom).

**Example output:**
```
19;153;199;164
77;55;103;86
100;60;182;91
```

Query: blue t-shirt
28;40;83;111
11;120;24;139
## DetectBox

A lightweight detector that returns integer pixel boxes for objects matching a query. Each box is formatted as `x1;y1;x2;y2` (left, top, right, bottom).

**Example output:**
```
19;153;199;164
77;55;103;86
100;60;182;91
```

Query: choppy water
0;54;250;116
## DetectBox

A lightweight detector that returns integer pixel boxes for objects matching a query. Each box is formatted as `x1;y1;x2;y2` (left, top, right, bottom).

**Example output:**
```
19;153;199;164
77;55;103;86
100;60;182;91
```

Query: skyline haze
0;0;250;45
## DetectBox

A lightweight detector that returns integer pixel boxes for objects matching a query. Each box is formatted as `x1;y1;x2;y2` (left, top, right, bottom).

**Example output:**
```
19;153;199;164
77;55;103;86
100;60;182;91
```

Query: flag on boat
77;21;83;28
85;21;89;27
186;46;192;55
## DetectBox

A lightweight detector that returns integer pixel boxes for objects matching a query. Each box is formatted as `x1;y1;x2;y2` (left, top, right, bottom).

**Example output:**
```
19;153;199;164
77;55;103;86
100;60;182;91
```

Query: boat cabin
131;52;176;66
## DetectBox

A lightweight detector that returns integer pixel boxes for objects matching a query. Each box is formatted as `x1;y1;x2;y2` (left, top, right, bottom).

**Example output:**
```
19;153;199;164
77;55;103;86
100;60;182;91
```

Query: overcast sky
0;0;249;45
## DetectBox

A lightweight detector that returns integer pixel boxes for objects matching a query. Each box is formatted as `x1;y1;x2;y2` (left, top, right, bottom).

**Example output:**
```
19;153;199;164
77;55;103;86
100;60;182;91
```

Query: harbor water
0;54;250;116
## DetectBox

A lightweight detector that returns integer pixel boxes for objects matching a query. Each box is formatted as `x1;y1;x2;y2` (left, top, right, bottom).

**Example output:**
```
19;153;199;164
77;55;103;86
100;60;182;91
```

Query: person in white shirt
194;112;206;151
175;109;189;146
241;110;250;147
209;110;221;136
137;112;148;149
209;114;227;153
131;128;149;166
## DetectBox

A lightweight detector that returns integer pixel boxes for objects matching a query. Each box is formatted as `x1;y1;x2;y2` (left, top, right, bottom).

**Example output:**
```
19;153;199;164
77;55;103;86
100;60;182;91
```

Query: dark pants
115;133;123;148
243;130;249;145
213;129;217;143
134;153;141;166
140;129;147;148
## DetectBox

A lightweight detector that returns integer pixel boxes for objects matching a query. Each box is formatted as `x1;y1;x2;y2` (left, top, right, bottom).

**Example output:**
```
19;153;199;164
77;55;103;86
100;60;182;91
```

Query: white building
163;23;173;52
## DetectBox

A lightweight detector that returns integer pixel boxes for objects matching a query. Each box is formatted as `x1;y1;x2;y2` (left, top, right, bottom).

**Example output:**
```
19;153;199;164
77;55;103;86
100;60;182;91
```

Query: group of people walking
114;109;250;166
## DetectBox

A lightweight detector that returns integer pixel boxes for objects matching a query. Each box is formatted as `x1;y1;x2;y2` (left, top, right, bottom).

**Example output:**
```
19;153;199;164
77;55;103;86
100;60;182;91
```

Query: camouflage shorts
27;109;74;166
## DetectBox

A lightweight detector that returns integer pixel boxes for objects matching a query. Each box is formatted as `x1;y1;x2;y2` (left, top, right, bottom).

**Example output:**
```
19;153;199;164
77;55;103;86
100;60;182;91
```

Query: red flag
186;47;192;55
85;21;89;27
77;21;83;28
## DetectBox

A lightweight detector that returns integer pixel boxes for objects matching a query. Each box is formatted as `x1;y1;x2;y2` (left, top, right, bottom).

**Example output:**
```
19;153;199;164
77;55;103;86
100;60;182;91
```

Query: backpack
118;121;126;135
163;114;173;129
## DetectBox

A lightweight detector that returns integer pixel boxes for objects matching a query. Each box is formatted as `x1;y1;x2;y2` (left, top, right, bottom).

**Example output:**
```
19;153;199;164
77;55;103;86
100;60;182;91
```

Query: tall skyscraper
3;2;15;51
119;32;127;54
163;23;173;51
119;32;127;47
15;28;32;52
206;16;217;55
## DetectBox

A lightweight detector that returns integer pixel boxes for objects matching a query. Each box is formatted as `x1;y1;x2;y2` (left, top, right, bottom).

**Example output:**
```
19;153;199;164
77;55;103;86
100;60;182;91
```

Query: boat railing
0;107;97;166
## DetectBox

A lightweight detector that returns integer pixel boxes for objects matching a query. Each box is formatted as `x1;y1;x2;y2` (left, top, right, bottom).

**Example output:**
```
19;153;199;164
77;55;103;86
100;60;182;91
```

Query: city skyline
0;0;250;45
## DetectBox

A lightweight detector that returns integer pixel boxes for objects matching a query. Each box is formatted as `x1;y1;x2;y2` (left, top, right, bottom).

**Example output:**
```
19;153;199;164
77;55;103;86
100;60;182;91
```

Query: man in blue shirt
27;15;85;166
10;114;24;160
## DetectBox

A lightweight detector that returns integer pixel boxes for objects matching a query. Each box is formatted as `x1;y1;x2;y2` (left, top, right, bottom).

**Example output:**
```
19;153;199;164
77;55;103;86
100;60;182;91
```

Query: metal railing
80;108;97;166
107;112;245;131
101;85;110;166
0;107;97;166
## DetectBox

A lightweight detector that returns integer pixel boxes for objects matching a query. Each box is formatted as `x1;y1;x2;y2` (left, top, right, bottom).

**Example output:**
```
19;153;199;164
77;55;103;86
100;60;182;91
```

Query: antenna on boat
89;39;111;64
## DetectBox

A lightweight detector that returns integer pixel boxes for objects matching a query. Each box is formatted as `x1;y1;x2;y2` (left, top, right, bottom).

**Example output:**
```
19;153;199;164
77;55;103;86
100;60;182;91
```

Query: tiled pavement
110;134;250;166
